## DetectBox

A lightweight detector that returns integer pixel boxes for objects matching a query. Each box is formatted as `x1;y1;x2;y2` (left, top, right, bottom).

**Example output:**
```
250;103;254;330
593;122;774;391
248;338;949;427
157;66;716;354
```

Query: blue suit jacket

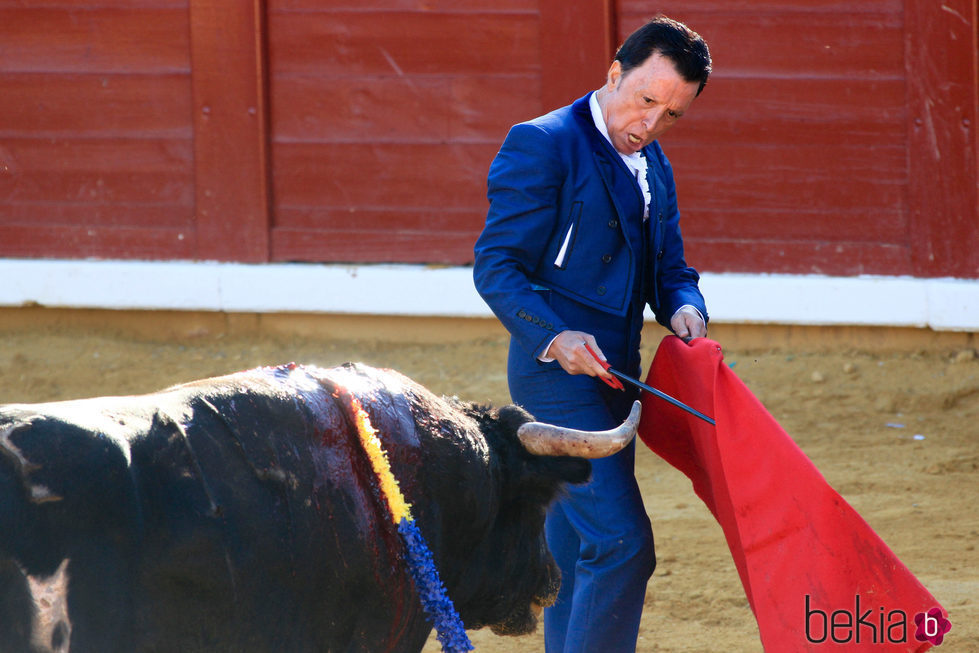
473;92;707;361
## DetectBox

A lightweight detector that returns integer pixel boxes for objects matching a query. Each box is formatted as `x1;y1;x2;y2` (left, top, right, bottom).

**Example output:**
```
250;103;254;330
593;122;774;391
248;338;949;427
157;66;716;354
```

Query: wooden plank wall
1;0;976;278
0;0;196;259
904;0;979;277
622;0;978;278
190;0;271;262
265;0;542;263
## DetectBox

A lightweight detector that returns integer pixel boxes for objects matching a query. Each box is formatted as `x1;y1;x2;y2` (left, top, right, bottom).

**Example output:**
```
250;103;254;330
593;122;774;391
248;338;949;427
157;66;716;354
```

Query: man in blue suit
473;16;712;652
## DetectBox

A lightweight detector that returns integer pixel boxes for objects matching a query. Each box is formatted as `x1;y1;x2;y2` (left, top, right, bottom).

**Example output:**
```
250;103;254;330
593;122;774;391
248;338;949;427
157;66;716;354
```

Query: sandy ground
0;319;976;652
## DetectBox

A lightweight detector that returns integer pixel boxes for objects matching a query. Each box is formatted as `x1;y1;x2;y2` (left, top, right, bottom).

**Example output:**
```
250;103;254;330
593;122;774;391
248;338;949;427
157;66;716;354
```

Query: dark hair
615;15;712;96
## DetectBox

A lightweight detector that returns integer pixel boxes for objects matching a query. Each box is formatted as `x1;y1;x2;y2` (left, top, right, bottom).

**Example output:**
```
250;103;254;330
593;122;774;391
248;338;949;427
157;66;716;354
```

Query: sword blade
607;368;716;426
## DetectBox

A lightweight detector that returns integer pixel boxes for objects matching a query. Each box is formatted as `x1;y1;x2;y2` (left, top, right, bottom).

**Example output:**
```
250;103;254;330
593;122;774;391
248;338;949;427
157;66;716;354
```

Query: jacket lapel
571;94;643;252
593;149;632;233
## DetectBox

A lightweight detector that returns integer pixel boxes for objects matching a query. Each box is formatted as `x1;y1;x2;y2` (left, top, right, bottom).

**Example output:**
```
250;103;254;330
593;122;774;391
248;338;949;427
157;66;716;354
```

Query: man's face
598;52;700;155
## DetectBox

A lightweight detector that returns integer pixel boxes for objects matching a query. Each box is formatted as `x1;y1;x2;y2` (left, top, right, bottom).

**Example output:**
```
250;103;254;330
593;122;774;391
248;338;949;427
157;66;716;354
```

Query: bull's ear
495;405;591;488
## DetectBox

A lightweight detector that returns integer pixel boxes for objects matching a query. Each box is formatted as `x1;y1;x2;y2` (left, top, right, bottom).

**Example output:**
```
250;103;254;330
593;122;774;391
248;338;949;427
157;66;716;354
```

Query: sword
585;344;716;426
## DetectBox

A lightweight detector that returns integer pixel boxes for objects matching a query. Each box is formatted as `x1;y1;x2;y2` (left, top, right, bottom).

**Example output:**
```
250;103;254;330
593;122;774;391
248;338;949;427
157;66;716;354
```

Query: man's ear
606;60;622;90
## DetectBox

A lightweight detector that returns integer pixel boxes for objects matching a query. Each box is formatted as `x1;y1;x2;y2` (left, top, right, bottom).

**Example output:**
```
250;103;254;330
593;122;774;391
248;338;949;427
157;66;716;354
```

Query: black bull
0;363;593;653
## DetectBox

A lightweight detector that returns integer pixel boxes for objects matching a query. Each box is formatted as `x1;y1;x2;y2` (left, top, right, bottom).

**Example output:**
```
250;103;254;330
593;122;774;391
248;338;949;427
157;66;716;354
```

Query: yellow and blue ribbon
347;395;474;653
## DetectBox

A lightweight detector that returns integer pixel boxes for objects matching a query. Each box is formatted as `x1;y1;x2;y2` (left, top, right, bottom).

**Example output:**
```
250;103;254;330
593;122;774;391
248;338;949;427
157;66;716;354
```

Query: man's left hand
671;305;707;342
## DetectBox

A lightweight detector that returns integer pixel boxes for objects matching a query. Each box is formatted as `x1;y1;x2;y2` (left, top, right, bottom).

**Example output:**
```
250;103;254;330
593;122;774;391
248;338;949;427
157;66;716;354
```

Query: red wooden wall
626;0;979;278
1;0;197;259
1;0;977;277
265;0;541;263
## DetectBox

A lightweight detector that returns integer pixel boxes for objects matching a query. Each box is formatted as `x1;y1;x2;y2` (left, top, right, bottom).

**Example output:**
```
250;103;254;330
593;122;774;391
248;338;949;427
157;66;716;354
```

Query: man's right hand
544;331;615;382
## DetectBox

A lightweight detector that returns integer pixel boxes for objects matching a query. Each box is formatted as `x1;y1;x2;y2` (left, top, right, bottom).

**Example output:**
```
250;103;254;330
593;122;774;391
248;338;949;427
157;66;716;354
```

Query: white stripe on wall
2;259;976;331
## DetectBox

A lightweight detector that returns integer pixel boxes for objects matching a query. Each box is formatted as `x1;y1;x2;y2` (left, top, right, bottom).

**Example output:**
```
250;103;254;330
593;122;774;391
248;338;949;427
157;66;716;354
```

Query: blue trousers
509;344;656;653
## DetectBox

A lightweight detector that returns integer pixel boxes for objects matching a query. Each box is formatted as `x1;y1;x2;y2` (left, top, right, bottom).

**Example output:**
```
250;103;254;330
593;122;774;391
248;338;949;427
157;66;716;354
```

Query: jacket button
657;250;664;260
658;212;664;222
602;254;612;263
597;285;606;295
517;309;526;318
608;219;618;228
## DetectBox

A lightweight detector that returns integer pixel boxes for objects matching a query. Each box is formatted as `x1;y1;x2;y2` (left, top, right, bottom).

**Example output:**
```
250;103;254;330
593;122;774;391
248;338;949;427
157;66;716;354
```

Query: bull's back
0;364;433;652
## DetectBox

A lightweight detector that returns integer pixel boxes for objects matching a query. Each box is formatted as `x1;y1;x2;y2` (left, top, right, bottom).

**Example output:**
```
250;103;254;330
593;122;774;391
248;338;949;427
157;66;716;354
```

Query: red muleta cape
638;336;947;652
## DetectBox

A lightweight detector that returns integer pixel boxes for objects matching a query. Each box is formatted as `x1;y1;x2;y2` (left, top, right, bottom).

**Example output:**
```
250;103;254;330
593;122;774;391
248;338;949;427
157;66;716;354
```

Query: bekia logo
805;595;951;646
914;607;952;646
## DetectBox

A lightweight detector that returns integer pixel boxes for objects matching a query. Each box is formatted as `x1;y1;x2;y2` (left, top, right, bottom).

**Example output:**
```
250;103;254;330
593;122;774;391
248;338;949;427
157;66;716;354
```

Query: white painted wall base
2;259;976;331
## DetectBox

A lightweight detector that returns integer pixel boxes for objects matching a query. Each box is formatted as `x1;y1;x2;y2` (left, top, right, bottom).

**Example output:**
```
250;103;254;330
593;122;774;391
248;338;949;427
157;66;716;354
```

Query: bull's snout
516;400;641;458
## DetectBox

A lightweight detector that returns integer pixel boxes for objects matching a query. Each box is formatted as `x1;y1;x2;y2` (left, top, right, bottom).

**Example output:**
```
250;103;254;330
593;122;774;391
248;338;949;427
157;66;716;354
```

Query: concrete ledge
1;308;975;353
2;259;977;332
699;273;979;331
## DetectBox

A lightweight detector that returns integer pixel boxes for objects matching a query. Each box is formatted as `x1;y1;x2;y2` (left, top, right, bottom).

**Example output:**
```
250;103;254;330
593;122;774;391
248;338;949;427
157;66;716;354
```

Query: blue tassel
398;519;474;653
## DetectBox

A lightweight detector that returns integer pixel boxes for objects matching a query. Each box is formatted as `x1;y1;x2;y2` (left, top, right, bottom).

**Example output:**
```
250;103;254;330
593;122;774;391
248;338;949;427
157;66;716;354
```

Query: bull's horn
517;400;641;459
